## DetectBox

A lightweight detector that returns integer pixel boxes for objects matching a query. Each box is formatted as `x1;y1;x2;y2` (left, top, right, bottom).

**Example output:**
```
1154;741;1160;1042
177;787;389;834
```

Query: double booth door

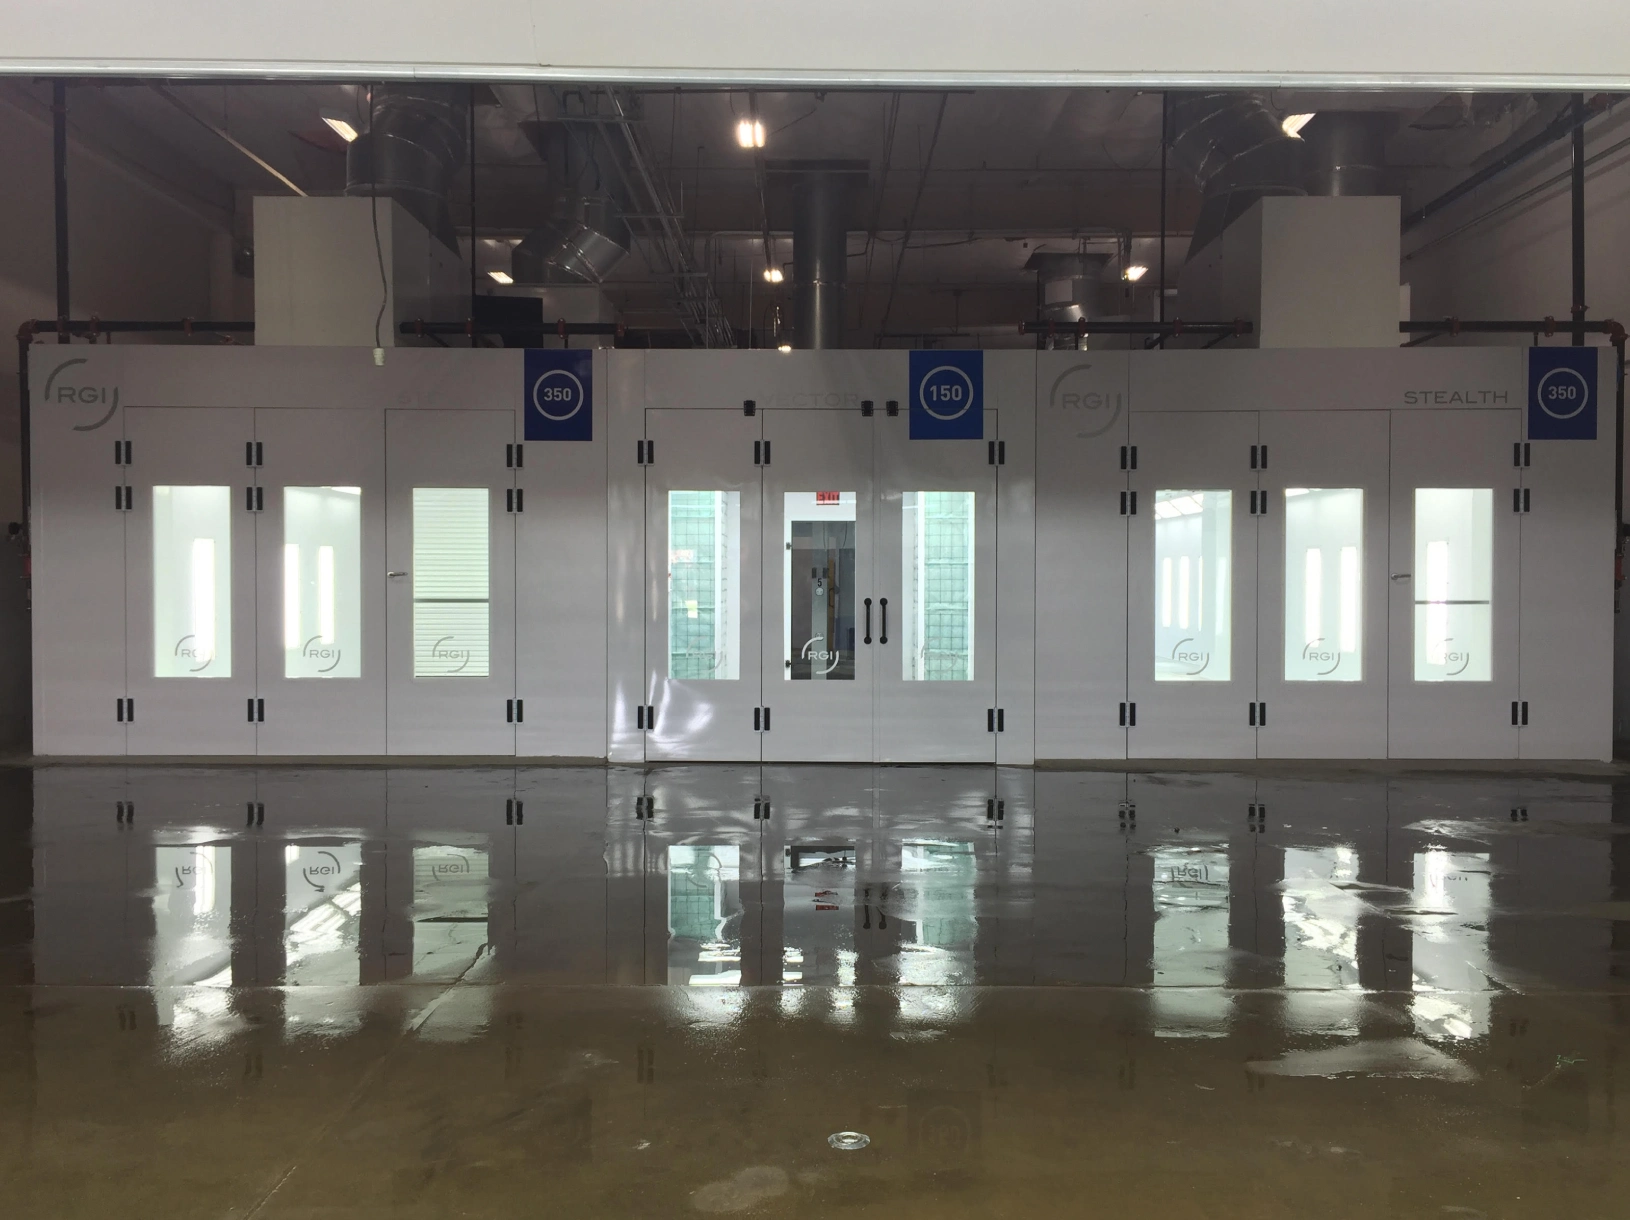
636;406;1003;763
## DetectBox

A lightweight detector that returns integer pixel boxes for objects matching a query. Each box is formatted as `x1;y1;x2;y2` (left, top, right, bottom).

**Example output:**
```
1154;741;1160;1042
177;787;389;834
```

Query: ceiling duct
1300;111;1393;197
780;163;864;350
1171;92;1309;260
344;84;469;252
511;119;631;285
1024;252;1117;329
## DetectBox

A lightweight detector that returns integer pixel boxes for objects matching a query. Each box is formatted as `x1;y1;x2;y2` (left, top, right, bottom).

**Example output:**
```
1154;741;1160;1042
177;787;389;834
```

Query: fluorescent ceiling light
762;266;784;283
1281;112;1315;138
1123;264;1148;282
320;111;359;142
777;343;792;353
488;270;513;285
736;118;766;149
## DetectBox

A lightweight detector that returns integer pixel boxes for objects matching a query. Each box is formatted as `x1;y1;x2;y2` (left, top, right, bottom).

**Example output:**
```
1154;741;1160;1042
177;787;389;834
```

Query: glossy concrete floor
3;764;1630;1216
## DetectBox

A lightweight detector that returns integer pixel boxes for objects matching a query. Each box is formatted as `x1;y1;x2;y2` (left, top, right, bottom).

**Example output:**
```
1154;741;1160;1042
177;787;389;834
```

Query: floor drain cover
828;1131;870;1151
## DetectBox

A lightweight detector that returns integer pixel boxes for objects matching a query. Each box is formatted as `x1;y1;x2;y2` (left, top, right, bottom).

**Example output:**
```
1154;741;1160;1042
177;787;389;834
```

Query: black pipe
17;329;31;545
22;320;253;336
468;84;478;349
52;81;68;343
1616;338;1625;612
1400;318;1623;336
401;319;626;338
1403;93;1608;232
1158;92;1168;348
1573;93;1587;347
1020;319;1252;337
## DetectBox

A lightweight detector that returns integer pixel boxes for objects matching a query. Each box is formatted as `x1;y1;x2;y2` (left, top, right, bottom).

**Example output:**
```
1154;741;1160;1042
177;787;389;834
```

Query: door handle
387;571;407;579
863;597;873;645
1389;573;1411;582
879;597;889;645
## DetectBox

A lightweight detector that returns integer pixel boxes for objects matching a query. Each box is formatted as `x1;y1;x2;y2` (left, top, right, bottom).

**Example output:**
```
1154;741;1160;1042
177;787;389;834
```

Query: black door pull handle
879;597;889;644
863;597;873;645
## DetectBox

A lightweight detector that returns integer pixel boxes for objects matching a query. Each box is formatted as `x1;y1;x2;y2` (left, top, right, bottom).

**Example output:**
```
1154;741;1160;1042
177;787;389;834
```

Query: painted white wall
0;84;232;750
4;1;1630;87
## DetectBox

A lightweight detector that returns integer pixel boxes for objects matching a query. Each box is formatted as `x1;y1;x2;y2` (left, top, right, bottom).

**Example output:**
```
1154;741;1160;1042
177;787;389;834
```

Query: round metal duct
512;194;631;284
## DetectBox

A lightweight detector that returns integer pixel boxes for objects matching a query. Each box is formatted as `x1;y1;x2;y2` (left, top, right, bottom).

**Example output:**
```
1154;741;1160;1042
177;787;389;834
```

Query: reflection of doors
874;409;998;762
643;409;763;762
124;407;257;755
1127;412;1259;758
760;410;875;763
1388;409;1520;758
385;410;516;755
1255;412;1389;758
253;410;385;755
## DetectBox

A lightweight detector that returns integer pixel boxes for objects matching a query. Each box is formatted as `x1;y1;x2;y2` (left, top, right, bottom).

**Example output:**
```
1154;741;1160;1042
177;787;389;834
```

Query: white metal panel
1387;409;1521;759
252;409;386;755
872;408;996;763
1034;352;1128;761
1127;411;1260;758
606;352;647;765
1519;352;1615;760
991;352;1037;766
1255;411;1389;758
516;349;609;760
760;409;873;762
31;365;126;756
643;408;763;762
385;409;517;754
123;407;258;756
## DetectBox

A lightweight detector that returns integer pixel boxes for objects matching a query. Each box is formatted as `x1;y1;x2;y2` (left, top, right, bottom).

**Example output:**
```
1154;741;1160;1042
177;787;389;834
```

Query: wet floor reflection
4;765;1630;1215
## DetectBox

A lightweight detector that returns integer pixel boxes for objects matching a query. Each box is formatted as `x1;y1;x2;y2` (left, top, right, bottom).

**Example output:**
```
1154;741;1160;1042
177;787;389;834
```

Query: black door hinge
753;796;771;820
987;440;1005;465
754;706;772;731
1250;443;1268;469
116;697;133;722
1512;487;1531;513
1120;490;1137;516
1510;806;1529;822
885;399;900;417
506;443;524;468
744;399;757;416
635;795;655;821
1513;442;1531;468
754;439;772;466
115;799;134;825
114;439;131;465
245;440;263;467
636;439;653;465
245;801;265;826
247;697;264;722
506;797;525;825
986;708;1005;732
506;698;525;723
985;797;1006;825
1117;800;1137;824
1248;802;1267;832
1249;489;1269;516
1119;701;1136;727
245;485;263;512
114;485;132;511
1119;444;1138;470
1248;701;1266;726
636;704;655;731
1511;700;1530;726
860;399;873;417
506;488;525;512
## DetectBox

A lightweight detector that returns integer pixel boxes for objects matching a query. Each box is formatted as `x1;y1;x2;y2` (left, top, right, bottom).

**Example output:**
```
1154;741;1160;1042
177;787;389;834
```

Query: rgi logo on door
524;348;593;441
909;350;984;440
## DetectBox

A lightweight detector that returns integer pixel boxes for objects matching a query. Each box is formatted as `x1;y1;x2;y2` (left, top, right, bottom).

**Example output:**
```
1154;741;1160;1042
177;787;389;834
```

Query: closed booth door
1127;411;1260;759
1387;409;1520;759
643;409;763;762
253;409;385;755
760;409;876;763
385;410;516;755
1255;411;1389;758
124;407;257;756
873;408;998;763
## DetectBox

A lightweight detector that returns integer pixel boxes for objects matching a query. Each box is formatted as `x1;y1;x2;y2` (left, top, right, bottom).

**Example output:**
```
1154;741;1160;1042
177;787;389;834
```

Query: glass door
1388;409;1520;758
1255;411;1389;758
123;407;257;755
1126;412;1259;758
643;408;763;762
252;410;385;755
873;407;998;762
385;410;516;755
760;410;876;762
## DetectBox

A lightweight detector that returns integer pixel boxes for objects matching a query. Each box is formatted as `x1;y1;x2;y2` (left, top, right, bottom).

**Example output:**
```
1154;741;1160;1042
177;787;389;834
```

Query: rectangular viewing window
902;491;974;681
1283;488;1363;682
283;487;362;679
667;844;743;987
1413;488;1493;682
412;488;489;678
668;491;741;680
784;492;856;681
153;485;232;678
1153;490;1231;682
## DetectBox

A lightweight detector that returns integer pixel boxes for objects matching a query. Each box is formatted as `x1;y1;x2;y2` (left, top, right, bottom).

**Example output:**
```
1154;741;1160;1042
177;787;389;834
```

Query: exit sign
816;491;841;504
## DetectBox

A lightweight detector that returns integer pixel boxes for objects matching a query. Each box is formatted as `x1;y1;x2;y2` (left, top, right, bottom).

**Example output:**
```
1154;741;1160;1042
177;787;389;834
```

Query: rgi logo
1171;637;1210;676
173;852;215;889
1048;362;1124;438
300;850;345;892
800;635;841;676
430;854;473;880
42;357;120;431
300;635;342;673
1302;638;1341;677
1432;639;1472;677
430;635;471;673
174;634;215;673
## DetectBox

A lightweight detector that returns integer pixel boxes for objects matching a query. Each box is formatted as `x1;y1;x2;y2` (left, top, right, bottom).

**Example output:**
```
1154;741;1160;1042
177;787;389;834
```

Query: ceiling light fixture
736;117;766;149
777;343;793;353
320;111;360;143
1123;264;1148;282
1281;113;1315;138
488;270;514;285
763;266;784;284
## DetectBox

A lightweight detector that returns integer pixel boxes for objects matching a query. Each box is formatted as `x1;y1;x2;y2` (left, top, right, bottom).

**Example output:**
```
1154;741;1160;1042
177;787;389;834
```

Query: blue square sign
1528;347;1596;440
524;349;593;441
909;350;984;440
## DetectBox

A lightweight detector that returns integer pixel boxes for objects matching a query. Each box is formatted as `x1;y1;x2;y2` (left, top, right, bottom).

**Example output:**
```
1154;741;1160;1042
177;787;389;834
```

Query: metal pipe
401;319;626;338
1158;92;1168;347
1020;318;1252;337
793;170;849;349
469;84;478;347
1402;93;1609;232
1400;318;1624;337
1573;93;1587;347
52;81;68;342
